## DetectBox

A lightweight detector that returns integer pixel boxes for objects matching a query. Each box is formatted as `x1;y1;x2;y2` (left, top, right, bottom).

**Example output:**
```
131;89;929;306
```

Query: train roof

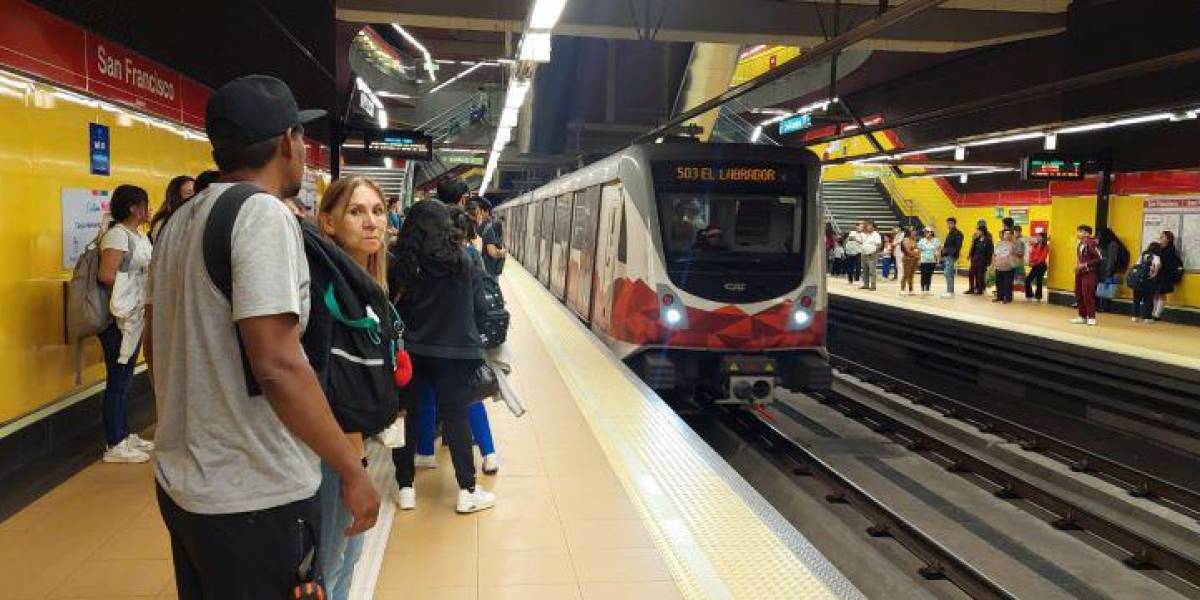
499;142;818;208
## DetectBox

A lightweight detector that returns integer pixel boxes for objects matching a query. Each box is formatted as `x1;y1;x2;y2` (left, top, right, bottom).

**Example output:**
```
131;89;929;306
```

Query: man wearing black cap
437;177;470;206
145;75;378;598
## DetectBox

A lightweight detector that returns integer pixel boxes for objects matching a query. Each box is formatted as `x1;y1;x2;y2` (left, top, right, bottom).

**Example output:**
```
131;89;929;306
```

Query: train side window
617;200;627;263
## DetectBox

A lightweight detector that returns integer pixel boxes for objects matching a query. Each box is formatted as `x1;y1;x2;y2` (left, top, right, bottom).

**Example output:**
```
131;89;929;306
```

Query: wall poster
1142;197;1200;272
61;188;110;269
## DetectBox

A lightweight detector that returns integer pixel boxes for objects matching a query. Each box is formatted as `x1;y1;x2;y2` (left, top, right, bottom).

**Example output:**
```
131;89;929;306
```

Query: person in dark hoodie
1153;230;1184;322
965;221;994;295
390;199;495;514
1095;227;1128;313
941;217;963;297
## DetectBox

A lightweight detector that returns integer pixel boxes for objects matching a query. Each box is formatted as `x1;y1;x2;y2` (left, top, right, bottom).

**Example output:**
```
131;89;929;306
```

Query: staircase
819;178;902;235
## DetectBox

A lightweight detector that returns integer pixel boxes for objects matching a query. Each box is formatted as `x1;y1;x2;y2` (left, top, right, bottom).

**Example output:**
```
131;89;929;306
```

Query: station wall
0;72;213;425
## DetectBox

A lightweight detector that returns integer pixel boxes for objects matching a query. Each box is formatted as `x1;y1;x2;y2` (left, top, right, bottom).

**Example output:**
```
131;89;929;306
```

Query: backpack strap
202;182;268;396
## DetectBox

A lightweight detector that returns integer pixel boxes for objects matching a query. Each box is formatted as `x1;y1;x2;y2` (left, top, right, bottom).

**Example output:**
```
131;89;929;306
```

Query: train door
526;201;541;273
538;197;555;286
591;182;624;332
566;186;601;320
549;193;574;299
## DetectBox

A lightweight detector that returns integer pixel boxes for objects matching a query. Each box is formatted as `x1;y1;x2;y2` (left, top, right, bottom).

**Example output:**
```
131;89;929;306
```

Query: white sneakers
456;487;496;514
127;434;154;453
1087;318;1097;326
102;438;149;464
482;453;500;475
396;487;416;510
414;454;438;469
1070;317;1086;324
940;292;954;299
1132;317;1141;323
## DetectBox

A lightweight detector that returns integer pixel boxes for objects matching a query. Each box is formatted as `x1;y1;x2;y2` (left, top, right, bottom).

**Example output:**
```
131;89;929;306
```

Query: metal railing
419;91;492;143
877;173;928;231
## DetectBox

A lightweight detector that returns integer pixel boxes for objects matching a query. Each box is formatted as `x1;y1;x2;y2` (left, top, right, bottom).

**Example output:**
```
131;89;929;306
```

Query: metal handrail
878;174;928;231
417;90;489;131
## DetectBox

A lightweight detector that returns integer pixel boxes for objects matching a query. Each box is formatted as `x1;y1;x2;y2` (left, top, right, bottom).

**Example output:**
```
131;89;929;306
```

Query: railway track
720;406;1017;600
714;364;1200;598
828;354;1200;518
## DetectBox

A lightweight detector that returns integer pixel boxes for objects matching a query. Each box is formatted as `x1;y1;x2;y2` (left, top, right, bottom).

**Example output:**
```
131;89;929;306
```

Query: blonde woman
314;176;399;600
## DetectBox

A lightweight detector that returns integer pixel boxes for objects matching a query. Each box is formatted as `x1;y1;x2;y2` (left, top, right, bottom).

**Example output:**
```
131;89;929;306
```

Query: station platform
828;275;1200;371
0;263;861;600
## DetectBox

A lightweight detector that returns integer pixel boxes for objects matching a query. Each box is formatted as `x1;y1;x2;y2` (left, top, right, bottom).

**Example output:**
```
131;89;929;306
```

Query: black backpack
468;245;509;349
1126;253;1154;290
204;183;401;436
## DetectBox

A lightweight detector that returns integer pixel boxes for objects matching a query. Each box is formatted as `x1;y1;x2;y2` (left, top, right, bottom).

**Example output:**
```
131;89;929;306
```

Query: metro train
493;142;830;406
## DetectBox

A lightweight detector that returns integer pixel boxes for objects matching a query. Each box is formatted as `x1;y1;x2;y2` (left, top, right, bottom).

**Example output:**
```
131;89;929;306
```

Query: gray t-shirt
147;182;317;514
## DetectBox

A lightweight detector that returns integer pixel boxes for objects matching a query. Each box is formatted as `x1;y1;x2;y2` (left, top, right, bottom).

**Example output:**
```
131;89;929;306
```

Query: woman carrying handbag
389;198;496;514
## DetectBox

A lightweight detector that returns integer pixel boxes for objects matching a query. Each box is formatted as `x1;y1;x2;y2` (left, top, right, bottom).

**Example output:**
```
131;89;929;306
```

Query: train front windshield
661;193;802;269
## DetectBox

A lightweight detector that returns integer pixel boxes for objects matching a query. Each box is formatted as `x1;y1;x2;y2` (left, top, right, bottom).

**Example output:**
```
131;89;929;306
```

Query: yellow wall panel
0;75;212;424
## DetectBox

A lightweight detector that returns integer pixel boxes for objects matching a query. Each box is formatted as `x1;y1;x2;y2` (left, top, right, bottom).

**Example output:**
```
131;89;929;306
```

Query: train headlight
657;285;688;329
665;308;683;325
787;285;818;331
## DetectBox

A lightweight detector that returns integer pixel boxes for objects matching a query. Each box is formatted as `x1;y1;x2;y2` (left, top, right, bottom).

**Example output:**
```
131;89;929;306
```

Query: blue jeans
97;321;137;446
318;461;365;600
880;256;895;279
416;383;496;458
942;256;958;293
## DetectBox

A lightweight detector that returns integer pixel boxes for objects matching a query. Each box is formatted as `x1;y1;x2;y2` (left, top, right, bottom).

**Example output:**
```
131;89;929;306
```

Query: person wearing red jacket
1071;224;1103;325
1024;229;1050;302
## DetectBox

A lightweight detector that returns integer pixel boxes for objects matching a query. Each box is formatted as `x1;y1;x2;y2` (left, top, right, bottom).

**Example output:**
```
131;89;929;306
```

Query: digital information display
364;129;433;161
653;162;806;189
1022;153;1086;180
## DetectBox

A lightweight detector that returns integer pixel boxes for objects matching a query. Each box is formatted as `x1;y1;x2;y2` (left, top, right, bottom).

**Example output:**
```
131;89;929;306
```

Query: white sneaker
456;487;496;514
940;293;953;299
396;487;416;510
482;453;499;475
1069;317;1086;324
102;440;150;464
1132;317;1141;323
414;454;438;469
1086;318;1097;326
126;434;154;453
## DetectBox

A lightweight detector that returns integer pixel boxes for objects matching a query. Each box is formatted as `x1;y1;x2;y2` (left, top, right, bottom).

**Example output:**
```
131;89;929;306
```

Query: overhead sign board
363;129;433;161
778;113;813;135
1021;153;1086;181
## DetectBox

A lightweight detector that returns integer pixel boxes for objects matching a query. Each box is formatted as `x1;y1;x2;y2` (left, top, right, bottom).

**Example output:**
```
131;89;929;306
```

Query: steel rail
723;406;1018;600
631;0;951;145
828;354;1200;515
820;364;1200;589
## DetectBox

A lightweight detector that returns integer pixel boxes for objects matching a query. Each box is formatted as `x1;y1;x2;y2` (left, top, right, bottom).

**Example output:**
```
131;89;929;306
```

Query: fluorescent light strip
529;0;569;29
1055;112;1173;134
392;24;437;82
904;168;1017;180
759;97;838;127
428;63;486;94
962;131;1043;147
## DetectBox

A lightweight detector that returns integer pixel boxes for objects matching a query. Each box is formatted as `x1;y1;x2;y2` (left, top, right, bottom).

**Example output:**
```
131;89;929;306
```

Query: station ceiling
338;0;1068;52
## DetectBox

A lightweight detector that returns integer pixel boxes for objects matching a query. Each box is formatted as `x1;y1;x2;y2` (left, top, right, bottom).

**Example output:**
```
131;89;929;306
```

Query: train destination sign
1022;153;1086;180
654;162;807;190
364;129;433;161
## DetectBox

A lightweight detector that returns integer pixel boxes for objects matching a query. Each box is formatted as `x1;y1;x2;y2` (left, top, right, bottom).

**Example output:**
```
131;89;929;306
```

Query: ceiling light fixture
428;62;486;94
392;24;438;82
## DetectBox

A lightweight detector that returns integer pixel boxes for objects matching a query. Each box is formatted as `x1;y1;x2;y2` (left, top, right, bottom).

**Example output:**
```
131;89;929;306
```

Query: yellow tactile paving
502;264;854;599
829;275;1200;370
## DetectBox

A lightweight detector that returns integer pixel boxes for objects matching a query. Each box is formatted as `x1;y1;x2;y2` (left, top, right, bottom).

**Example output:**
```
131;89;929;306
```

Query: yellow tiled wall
0;74;212;424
